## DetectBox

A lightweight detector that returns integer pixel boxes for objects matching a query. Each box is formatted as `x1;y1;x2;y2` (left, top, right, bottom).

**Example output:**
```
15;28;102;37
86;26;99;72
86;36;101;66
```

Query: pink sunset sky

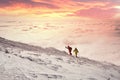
0;0;120;19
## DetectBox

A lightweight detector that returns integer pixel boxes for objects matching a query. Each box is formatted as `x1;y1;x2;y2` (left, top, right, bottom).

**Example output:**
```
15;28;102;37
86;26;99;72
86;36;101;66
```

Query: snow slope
0;37;120;80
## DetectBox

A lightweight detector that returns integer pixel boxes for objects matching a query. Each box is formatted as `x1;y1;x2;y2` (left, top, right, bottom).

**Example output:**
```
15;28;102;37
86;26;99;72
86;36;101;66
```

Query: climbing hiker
65;45;72;55
73;48;79;58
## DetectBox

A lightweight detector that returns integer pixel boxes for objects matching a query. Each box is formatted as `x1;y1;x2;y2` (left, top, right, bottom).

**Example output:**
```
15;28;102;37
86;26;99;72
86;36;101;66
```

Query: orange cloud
0;0;119;19
69;8;118;19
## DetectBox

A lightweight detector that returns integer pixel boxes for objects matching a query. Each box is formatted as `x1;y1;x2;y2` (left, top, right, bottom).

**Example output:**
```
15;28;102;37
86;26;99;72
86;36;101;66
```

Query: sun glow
115;6;120;9
39;12;72;18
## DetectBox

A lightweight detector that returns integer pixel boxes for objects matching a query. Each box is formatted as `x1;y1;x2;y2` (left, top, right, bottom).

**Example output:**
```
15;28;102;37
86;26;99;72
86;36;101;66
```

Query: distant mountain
0;37;120;80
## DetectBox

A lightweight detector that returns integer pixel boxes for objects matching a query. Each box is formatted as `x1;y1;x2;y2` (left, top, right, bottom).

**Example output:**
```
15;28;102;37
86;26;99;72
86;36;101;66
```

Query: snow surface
0;37;120;80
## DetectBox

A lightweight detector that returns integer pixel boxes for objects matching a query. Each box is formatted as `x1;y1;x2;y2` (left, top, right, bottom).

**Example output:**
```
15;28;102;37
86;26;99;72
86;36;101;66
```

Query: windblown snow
0;37;120;80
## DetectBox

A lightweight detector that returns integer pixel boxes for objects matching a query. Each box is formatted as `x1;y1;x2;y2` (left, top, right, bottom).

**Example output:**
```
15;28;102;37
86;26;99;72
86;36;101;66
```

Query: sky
0;0;120;19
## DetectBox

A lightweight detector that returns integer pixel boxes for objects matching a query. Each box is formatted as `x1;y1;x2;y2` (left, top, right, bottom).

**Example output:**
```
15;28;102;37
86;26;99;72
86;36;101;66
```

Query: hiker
65;46;72;55
73;48;79;58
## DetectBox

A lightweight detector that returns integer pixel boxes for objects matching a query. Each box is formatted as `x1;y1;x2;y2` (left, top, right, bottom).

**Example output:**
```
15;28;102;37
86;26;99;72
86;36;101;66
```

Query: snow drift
0;37;120;80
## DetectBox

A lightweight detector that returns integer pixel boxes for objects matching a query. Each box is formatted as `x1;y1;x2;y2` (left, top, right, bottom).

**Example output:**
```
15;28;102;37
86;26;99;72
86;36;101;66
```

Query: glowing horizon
0;0;120;19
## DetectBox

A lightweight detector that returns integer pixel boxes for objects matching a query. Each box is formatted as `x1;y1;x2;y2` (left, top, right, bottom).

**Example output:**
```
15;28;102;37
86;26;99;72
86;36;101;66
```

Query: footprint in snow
40;73;63;79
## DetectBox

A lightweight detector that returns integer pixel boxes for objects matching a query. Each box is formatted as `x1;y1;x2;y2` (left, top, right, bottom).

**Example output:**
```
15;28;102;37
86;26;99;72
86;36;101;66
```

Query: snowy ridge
0;37;120;80
0;37;67;56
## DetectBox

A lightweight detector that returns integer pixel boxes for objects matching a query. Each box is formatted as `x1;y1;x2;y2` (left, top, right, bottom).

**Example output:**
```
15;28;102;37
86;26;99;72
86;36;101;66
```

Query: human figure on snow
65;45;72;55
73;48;79;58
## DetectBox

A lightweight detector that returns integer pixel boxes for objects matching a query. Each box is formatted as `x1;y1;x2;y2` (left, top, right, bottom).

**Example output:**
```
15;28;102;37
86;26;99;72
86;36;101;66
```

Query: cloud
72;0;120;3
69;8;118;19
0;0;119;18
0;0;12;7
0;0;59;9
